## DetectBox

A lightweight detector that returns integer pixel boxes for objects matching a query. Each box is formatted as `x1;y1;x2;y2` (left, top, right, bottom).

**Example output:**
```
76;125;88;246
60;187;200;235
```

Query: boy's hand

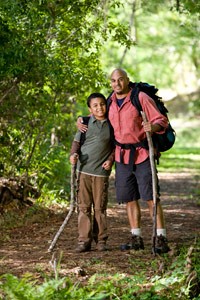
102;160;112;170
77;117;88;133
70;153;79;165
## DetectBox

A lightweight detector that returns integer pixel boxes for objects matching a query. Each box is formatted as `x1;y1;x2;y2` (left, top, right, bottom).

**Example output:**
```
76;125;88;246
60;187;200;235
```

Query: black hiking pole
48;162;77;252
140;111;157;256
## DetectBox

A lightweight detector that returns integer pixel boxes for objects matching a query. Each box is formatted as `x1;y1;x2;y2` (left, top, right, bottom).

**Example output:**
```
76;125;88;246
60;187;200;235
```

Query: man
108;68;169;253
78;69;170;253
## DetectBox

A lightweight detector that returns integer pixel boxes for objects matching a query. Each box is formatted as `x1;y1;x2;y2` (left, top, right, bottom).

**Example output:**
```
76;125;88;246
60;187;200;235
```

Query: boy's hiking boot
75;242;91;253
96;241;107;251
120;235;144;251
155;235;170;254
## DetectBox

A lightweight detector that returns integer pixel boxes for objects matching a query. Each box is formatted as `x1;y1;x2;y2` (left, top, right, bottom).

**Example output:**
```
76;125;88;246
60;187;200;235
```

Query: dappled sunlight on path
0;171;199;280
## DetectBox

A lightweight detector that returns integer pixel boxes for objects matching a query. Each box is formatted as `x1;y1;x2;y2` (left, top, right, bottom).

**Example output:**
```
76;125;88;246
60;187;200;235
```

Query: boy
70;93;115;253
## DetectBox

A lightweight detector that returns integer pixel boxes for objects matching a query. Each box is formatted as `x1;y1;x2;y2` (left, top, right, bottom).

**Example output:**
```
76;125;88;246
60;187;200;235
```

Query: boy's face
88;97;107;120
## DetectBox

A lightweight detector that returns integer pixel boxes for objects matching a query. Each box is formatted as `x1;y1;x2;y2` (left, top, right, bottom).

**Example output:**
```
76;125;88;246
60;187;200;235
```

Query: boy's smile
89;97;107;120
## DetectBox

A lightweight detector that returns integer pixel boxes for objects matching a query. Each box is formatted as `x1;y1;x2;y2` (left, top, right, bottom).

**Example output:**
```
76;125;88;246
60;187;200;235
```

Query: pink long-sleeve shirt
108;89;168;165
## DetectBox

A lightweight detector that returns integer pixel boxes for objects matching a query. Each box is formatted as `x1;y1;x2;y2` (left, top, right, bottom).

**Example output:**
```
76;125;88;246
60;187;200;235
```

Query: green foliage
0;273;71;300
102;0;199;92
1;240;200;299
158;147;200;174
157;118;200;174
0;0;132;200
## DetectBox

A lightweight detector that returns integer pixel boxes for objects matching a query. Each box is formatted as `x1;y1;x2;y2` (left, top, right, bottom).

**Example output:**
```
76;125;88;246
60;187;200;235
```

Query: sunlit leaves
0;0;133;197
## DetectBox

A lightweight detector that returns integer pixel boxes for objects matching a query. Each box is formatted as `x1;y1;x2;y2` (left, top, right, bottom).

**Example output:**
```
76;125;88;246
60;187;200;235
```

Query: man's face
110;70;130;95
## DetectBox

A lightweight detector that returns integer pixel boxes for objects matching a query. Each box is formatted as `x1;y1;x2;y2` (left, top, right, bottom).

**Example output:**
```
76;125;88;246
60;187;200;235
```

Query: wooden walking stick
140;111;157;256
48;162;77;252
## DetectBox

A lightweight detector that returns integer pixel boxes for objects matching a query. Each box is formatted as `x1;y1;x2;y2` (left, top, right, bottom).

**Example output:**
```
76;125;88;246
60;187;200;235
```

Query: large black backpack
107;81;176;154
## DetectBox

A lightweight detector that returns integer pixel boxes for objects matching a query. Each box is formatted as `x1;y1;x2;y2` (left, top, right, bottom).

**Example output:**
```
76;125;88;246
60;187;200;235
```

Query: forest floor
0;170;200;284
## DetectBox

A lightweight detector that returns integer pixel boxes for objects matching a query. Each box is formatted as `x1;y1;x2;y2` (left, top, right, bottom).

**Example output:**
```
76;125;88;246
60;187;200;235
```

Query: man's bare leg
147;200;170;253
120;200;144;250
147;200;165;229
126;200;141;229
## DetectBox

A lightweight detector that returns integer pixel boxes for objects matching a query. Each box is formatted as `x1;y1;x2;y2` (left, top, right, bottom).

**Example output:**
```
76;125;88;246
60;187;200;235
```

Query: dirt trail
0;171;199;280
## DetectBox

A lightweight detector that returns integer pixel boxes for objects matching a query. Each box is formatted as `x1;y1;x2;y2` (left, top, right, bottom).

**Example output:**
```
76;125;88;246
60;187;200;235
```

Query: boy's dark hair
87;93;106;107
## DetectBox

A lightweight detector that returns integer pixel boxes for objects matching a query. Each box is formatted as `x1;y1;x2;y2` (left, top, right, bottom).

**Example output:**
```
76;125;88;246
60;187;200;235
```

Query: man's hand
77;117;88;133
143;121;162;133
143;121;152;132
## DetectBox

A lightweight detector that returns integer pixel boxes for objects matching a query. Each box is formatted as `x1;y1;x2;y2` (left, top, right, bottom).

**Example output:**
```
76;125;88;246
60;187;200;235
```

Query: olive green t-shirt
74;115;113;177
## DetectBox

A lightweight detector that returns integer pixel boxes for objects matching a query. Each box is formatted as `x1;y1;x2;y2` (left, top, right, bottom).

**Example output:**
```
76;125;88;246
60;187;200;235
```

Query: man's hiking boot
75;242;91;253
96;241;107;251
120;235;144;251
155;235;170;254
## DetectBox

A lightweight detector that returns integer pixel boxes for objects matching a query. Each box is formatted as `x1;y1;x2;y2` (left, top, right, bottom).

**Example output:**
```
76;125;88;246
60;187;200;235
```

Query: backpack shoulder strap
129;82;143;114
82;116;90;125
106;91;113;114
80;116;90;146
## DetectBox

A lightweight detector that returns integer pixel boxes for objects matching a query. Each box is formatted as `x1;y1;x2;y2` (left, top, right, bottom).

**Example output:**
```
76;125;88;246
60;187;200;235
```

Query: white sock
131;228;141;236
157;229;166;237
